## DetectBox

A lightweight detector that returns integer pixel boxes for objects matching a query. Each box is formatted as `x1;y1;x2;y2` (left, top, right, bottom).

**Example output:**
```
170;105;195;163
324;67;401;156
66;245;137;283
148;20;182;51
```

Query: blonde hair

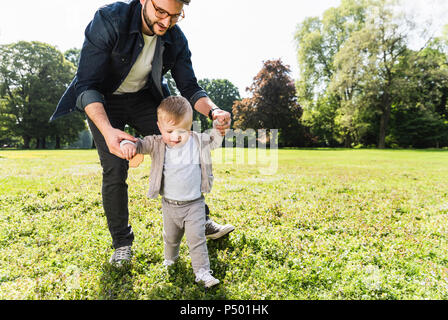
157;96;193;125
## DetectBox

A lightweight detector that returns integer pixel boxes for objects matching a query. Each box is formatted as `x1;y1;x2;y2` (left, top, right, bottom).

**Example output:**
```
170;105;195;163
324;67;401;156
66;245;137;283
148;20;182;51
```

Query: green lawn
0;148;448;299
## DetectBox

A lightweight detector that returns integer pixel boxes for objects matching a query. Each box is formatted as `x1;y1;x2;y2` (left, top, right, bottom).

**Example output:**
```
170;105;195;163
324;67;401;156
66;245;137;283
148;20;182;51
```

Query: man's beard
142;1;156;34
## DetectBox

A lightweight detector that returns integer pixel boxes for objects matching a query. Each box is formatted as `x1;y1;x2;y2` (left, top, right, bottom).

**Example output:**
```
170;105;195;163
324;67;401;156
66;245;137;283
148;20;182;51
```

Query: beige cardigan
135;130;223;199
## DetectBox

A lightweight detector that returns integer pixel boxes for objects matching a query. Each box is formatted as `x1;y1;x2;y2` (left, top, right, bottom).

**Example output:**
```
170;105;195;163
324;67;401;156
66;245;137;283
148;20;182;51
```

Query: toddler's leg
184;198;210;273
162;199;184;263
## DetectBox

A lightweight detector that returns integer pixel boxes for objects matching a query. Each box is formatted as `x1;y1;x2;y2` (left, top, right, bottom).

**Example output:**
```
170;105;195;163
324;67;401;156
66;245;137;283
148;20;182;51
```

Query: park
1;0;448;301
1;148;447;299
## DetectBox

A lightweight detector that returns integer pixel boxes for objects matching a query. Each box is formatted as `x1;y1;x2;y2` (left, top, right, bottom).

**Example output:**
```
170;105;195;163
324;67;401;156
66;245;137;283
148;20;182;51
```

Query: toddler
120;96;225;288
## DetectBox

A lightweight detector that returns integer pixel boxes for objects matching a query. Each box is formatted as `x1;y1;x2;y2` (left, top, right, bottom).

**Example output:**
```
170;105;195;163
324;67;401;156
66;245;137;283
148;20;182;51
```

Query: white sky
0;0;447;97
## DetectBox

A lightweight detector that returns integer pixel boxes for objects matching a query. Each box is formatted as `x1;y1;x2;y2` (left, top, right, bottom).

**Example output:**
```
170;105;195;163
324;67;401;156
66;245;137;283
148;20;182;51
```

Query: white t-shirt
114;34;157;94
161;135;202;201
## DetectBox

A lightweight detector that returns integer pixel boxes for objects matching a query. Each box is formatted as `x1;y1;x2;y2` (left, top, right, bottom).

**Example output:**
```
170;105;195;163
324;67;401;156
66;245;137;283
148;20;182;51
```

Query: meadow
0;148;447;300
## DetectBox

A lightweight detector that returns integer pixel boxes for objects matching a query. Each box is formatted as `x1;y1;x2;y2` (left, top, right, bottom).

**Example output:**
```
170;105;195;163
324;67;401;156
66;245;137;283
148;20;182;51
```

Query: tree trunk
42;137;46;149
23;136;31;149
344;133;352;148
55;136;61;149
378;98;391;149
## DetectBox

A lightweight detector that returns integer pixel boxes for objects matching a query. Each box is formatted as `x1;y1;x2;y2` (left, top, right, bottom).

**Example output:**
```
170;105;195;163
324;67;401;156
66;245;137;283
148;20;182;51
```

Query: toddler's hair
157;96;193;125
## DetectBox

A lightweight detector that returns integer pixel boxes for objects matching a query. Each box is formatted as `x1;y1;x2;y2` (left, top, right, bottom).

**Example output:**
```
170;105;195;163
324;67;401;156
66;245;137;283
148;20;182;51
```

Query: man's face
141;0;184;36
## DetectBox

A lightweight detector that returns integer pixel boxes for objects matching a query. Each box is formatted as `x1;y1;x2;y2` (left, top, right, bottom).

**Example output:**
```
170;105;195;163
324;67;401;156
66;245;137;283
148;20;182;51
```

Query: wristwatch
208;107;220;120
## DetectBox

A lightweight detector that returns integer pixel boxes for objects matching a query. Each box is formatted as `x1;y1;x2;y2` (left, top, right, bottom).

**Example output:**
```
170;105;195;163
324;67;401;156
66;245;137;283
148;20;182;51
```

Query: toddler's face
157;116;191;148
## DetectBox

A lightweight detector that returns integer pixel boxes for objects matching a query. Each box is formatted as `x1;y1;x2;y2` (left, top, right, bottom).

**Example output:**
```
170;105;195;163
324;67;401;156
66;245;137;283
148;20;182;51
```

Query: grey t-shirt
161;135;202;201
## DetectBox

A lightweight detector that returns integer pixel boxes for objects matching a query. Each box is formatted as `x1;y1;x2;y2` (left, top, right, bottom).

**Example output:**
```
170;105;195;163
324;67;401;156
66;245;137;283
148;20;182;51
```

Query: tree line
1;0;447;149
294;0;448;148
0;42;85;149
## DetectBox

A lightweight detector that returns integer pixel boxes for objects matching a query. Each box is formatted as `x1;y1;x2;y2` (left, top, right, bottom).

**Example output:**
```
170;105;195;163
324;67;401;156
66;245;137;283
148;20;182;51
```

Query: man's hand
211;109;231;136
120;141;137;161
85;102;138;159
104;128;138;159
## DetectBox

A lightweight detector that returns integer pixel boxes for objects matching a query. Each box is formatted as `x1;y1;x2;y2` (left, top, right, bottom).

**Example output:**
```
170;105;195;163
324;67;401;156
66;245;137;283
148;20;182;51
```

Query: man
51;0;235;266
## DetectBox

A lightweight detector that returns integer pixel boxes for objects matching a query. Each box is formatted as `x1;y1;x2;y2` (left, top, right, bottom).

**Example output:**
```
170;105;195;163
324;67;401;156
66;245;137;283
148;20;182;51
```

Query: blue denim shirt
50;0;207;121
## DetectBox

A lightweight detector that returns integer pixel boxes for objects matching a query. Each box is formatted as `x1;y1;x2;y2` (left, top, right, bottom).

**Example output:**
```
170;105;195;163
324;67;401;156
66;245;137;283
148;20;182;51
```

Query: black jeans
87;89;210;249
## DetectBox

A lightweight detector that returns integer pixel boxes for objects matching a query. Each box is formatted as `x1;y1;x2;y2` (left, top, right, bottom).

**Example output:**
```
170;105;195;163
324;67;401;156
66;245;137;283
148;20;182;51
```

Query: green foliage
64;48;81;68
1;149;448;299
232;59;305;147
295;0;448;148
0;41;86;149
198;79;240;115
193;78;241;131
163;73;241;132
164;70;180;96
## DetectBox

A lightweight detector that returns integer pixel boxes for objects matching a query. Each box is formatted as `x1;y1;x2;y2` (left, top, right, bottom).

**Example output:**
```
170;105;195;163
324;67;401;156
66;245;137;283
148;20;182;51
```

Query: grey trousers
162;196;210;273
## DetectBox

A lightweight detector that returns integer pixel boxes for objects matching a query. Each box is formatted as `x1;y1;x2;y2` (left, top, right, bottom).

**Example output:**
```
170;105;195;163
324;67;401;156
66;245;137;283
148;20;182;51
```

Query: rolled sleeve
75;90;106;111
189;90;208;107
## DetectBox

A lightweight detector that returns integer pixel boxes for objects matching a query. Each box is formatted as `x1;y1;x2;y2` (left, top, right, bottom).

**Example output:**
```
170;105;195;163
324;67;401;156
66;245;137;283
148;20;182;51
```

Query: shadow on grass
96;236;233;300
98;260;136;300
146;237;232;300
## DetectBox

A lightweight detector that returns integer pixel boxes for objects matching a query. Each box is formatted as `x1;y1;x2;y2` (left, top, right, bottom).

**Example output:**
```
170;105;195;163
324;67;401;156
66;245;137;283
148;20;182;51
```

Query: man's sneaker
205;219;235;240
195;268;220;288
109;245;132;266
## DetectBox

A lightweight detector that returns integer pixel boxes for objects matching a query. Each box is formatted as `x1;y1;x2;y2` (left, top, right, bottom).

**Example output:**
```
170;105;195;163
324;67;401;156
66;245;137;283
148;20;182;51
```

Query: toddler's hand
213;119;229;135
120;142;137;161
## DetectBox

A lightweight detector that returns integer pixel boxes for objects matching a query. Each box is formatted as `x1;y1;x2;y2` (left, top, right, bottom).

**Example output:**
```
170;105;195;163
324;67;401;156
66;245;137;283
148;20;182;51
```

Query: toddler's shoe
163;259;176;267
163;255;179;268
195;268;220;288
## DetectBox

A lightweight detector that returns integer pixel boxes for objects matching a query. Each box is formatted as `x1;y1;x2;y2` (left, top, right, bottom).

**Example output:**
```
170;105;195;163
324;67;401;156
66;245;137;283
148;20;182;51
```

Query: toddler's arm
209;120;225;150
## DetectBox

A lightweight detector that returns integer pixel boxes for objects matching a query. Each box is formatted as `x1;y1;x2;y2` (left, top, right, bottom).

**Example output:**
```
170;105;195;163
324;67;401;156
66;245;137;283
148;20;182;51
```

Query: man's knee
102;156;129;184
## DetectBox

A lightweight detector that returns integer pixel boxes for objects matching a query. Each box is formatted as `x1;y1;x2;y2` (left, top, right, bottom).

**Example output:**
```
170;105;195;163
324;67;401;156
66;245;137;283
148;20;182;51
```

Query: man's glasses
151;0;185;22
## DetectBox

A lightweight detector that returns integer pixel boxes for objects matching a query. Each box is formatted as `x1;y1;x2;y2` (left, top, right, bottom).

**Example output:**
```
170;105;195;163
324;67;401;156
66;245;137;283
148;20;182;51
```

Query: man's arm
85;103;137;158
194;97;231;136
77;9;136;158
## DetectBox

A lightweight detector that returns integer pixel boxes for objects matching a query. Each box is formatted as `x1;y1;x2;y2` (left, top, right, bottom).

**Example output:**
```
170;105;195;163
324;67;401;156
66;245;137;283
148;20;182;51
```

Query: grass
0;148;448;299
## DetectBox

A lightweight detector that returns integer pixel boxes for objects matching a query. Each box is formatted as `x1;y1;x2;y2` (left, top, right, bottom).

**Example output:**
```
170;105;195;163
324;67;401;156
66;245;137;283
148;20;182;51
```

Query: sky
0;0;447;97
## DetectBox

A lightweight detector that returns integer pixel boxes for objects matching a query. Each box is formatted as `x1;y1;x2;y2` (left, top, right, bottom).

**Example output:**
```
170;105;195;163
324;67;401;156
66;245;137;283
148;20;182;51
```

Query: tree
296;0;446;148
64;48;81;68
330;0;433;148
232;59;304;147
388;41;448;148
196;78;240;131
294;0;369;146
164;70;180;96
164;73;241;132
0;41;86;149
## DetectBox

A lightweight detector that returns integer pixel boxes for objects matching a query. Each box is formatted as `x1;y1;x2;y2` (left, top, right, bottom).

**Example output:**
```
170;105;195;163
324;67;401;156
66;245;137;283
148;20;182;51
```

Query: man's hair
177;0;190;5
157;96;193;125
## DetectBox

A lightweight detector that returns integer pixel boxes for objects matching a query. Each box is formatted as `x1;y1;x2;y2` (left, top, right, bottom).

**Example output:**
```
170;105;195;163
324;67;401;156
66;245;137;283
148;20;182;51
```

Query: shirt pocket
111;52;132;67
